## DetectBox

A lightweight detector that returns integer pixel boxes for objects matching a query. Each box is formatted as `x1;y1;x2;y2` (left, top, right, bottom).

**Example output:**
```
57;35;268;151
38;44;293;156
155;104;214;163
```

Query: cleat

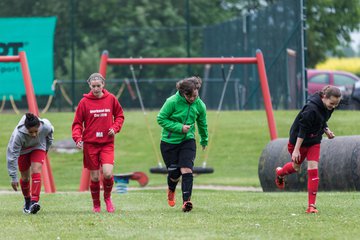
104;198;115;213
23;207;30;214
93;206;101;213
167;189;176;207
29;202;41;214
23;198;31;214
275;167;285;190
182;201;193;212
306;204;318;214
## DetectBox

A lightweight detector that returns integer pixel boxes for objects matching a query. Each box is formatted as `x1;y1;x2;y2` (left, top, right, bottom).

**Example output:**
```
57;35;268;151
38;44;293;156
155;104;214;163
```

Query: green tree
306;0;360;67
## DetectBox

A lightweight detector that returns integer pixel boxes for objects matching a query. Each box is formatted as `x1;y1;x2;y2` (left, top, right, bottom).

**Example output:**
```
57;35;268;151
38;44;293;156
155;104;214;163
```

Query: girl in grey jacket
7;113;54;214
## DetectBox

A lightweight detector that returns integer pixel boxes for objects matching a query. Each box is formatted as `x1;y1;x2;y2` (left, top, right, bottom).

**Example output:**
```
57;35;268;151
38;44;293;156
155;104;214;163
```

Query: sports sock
181;173;193;202
90;180;101;207
31;173;41;202
307;168;319;206
167;175;179;192
278;162;297;176
103;176;114;200
20;179;31;198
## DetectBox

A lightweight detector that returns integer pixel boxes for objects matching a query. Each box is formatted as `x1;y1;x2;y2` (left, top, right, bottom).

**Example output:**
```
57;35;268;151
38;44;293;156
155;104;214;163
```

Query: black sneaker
182;201;193;212
29;201;41;214
23;197;31;214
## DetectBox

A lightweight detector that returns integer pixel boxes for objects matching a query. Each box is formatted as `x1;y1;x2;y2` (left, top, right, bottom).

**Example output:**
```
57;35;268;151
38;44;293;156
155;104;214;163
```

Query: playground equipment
258;136;360;191
113;172;149;194
77;49;277;186
0;52;56;193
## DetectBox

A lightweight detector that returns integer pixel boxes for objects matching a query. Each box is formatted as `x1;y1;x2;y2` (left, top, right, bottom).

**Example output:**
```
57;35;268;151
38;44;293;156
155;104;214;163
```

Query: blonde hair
87;73;105;84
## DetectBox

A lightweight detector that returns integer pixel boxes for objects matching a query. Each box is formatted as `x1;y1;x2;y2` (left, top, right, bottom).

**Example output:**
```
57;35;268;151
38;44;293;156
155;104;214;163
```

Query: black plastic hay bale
258;136;360;192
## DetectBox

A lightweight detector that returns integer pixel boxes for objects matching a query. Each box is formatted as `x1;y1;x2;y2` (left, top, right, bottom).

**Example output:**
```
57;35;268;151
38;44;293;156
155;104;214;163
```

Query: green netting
2;0;304;112
202;0;304;110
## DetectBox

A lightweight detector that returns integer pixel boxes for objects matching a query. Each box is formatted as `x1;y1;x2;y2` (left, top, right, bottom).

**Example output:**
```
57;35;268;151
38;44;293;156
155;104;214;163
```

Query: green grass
1;110;360;239
1;110;360;190
0;191;359;239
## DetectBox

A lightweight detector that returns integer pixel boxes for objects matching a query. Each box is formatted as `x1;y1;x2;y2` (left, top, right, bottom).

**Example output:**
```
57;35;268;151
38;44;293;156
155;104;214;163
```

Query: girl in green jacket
157;76;208;212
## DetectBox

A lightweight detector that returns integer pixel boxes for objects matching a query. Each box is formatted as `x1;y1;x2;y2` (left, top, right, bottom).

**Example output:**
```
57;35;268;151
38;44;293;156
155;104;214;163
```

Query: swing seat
114;171;149;187
150;166;214;174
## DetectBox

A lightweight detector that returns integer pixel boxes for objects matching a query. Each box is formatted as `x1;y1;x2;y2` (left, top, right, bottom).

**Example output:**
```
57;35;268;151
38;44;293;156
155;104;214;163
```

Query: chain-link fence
2;0;304;112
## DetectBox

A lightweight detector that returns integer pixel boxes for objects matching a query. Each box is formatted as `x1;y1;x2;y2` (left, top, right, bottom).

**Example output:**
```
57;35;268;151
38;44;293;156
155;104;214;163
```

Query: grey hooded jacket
6;115;54;182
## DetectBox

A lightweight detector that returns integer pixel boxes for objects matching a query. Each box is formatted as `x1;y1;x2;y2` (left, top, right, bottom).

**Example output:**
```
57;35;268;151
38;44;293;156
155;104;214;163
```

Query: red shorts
18;150;46;172
83;142;114;170
288;142;320;164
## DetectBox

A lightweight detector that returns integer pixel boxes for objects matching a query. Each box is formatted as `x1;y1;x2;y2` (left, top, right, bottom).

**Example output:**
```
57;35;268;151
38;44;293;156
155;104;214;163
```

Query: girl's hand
108;128;115;136
11;181;18;191
292;150;301;163
324;128;335;139
182;125;191;133
76;141;83;149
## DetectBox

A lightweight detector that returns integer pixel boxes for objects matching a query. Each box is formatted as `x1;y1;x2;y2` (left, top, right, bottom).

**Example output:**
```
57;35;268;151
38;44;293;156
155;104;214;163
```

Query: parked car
349;81;360;110
307;69;360;96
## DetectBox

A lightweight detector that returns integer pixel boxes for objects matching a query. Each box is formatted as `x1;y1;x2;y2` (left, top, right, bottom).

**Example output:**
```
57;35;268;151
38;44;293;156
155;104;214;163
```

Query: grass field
0;110;359;239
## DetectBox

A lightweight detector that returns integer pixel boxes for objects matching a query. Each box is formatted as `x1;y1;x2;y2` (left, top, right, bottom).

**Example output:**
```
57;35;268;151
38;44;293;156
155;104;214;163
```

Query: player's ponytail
320;85;342;99
24;113;40;129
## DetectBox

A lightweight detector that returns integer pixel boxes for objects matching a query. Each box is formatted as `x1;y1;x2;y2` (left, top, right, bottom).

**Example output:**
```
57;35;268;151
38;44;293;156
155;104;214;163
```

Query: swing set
86;50;276;176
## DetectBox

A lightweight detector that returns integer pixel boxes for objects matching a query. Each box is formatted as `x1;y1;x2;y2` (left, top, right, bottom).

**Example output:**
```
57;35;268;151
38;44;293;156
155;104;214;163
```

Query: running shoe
182;201;193;212
104;198;115;213
29;201;41;214
275;167;285;190
306;204;318;214
167;189;176;207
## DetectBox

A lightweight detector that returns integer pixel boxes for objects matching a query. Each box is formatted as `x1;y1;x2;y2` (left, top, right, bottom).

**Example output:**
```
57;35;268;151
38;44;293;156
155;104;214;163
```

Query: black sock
181;173;193;202
167;175;178;192
24;197;31;209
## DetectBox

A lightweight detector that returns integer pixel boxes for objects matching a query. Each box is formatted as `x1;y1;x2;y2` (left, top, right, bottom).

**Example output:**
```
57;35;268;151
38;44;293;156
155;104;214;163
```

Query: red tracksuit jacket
72;89;124;144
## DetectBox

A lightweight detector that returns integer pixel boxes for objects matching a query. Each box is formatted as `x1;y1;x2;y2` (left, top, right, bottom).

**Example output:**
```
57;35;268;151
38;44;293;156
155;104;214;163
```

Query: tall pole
186;0;191;75
300;0;307;105
70;0;76;111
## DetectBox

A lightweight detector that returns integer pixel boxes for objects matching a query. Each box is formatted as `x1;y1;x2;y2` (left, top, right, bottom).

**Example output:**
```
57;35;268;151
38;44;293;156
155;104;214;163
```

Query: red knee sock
90;180;101;207
31;173;41;202
103;176;114;200
278;162;297;176
20;179;31;198
307;169;319;206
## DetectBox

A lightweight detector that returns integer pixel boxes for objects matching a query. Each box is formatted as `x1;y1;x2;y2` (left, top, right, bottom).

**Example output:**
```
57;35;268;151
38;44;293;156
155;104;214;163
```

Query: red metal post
255;50;278;140
99;50;109;78
19;51;56;193
79;168;91;191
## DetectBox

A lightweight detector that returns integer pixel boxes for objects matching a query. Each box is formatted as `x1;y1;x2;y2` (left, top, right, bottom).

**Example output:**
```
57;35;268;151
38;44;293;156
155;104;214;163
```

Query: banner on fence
0;17;56;100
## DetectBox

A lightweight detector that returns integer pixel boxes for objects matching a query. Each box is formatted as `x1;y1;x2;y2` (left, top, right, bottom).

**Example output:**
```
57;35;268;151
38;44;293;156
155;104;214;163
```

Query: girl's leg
307;160;319;212
30;162;42;203
102;164;115;213
90;170;101;212
19;169;31;212
180;167;193;212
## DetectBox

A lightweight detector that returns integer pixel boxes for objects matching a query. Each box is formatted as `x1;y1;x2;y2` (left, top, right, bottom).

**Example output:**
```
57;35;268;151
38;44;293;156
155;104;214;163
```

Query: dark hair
24;113;40;129
319;85;342;98
87;73;105;84
176;76;202;96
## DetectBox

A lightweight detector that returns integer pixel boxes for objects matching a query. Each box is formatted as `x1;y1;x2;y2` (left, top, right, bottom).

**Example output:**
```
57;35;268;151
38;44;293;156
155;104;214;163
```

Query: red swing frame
79;49;277;191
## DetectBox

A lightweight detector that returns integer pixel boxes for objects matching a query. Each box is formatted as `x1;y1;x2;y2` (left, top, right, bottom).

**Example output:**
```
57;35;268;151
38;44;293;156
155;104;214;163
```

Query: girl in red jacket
72;73;124;213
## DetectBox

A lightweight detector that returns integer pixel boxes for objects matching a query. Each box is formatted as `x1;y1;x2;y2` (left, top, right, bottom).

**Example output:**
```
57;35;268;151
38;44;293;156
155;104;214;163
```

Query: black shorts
160;139;196;170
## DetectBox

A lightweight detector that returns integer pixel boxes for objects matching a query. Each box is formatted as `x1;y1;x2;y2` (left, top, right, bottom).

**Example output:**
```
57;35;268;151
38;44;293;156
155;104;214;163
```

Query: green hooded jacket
157;91;208;146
